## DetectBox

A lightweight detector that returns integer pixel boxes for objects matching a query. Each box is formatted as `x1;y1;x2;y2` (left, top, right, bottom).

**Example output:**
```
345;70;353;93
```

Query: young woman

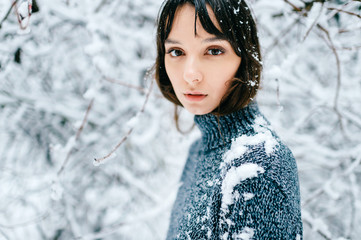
154;0;303;239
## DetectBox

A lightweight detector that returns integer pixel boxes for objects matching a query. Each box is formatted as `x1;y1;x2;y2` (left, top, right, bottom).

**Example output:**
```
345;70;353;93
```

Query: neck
194;102;261;150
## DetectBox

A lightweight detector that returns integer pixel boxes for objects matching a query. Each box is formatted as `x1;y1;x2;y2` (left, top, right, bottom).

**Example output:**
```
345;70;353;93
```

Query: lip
184;92;208;102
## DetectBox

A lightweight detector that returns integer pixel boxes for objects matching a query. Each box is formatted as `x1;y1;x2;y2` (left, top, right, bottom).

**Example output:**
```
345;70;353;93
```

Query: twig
328;7;361;19
57;99;94;176
338;45;361;51
283;0;302;12
0;211;49;229
275;78;283;111
14;0;33;30
75;99;94;140
316;24;345;133
94;0;109;13
103;76;164;98
338;26;361;33
0;229;10;240
103;76;147;94
94;79;154;164
303;3;324;41
341;109;361;129
0;0;18;30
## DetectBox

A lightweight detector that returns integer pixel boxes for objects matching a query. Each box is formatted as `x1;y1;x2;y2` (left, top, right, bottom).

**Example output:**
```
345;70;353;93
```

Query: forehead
167;3;222;39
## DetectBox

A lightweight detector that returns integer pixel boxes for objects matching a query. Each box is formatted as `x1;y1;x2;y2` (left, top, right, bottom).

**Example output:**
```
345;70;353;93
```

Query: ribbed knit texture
166;102;303;240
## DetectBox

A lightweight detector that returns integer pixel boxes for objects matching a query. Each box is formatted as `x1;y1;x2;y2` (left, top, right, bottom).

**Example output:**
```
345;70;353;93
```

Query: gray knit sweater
166;102;303;239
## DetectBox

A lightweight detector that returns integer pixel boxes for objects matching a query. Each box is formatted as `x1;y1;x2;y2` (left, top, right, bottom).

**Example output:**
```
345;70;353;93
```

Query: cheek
212;79;229;100
164;59;179;85
209;60;240;98
210;63;239;86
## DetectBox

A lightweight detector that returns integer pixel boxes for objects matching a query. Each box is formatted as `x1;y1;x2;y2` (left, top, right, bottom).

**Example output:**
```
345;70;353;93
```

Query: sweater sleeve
217;175;302;240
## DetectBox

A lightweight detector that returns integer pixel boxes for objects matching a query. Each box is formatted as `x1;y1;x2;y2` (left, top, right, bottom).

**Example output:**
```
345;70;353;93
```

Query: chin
185;107;213;116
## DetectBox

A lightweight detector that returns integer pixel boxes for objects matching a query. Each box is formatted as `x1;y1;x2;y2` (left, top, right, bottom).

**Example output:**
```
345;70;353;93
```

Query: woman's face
164;4;241;115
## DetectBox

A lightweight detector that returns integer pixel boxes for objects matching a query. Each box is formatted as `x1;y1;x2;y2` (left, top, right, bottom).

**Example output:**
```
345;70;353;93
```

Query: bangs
161;0;227;42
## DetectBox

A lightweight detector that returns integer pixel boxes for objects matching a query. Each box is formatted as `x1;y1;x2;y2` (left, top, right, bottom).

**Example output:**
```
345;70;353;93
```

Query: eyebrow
165;36;228;45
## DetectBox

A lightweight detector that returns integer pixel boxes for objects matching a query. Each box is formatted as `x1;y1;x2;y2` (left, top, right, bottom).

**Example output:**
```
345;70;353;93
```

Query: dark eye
168;49;184;57
207;48;224;56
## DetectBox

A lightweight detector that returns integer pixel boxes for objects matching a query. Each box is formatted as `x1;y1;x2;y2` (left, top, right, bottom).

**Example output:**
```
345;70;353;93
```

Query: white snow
219;116;272;212
207;180;214;187
126;112;141;129
83;83;101;100
248;80;257;87
222;139;249;165
222;116;278;168
225;218;234;227
243;192;255;201
50;180;64;201
17;1;30;19
234;7;240;14
233;227;255;240
221;163;265;211
207;228;212;238
222;232;229;240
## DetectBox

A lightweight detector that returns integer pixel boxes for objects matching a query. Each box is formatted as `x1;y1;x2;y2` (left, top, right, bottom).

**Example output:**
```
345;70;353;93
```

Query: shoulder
220;114;300;206
217;117;303;237
222;114;279;166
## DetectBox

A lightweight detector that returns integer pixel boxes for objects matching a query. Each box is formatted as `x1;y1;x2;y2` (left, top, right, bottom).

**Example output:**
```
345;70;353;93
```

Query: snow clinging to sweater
243;192;255;201
233;227;255;240
222;116;278;167
221;163;265;211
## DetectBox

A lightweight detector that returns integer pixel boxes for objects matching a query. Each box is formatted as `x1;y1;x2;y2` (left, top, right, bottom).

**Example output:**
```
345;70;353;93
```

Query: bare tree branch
283;0;302;12
94;79;154;164
303;3;324;41
0;212;49;229
0;0;18;30
103;76;147;94
57;98;94;176
94;0;110;13
316;24;346;135
328;7;361;19
338;45;361;51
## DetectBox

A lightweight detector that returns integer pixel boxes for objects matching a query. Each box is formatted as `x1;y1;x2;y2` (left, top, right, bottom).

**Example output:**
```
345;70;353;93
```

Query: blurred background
0;0;360;239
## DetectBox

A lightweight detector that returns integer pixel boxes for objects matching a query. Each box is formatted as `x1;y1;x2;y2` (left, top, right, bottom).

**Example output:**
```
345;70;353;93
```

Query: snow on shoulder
222;116;278;166
220;116;278;212
221;163;265;211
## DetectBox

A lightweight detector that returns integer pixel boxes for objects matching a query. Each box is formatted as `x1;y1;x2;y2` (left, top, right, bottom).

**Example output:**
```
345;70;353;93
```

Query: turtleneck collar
194;102;261;150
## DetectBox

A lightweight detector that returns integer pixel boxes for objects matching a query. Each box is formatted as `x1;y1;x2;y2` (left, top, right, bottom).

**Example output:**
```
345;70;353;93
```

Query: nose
183;56;203;85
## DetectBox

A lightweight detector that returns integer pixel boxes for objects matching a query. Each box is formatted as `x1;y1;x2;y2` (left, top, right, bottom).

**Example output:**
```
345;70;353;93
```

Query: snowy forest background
0;0;360;239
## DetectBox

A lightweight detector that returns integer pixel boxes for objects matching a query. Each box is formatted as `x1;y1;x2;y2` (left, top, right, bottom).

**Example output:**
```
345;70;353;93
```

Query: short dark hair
155;0;262;116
